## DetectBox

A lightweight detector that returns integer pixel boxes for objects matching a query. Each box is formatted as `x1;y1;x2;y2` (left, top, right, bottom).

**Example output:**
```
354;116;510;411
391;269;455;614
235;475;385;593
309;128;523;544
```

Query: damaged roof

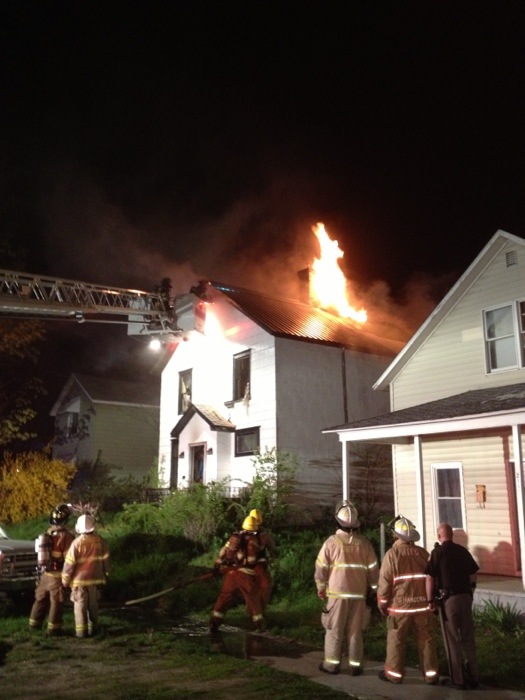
208;281;403;357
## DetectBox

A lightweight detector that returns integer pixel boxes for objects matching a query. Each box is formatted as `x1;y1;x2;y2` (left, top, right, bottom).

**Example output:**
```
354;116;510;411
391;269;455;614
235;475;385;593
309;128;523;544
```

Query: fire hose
124;571;215;606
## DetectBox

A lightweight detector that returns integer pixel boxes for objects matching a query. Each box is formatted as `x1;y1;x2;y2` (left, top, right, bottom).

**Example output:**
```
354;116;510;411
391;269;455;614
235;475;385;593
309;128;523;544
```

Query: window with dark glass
235;427;260;456
233;350;250;401
178;369;192;414
68;412;79;437
433;464;464;529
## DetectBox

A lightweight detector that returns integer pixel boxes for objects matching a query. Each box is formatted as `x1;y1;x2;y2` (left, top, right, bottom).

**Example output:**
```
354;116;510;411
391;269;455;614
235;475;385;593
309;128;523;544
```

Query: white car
0;524;38;597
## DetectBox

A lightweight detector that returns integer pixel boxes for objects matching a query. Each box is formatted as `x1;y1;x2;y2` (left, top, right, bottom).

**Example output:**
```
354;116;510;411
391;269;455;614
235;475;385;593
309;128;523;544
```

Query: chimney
297;266;317;307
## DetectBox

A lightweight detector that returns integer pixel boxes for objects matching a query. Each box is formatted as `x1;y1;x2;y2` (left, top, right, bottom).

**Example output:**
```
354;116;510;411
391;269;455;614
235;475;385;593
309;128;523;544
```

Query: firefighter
210;515;264;632
315;500;378;676
61;514;110;638
29;503;75;635
249;508;276;610
377;515;439;685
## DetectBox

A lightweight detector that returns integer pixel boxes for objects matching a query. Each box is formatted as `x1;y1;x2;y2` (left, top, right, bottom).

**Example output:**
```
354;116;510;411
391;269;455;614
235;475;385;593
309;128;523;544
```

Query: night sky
2;1;525;417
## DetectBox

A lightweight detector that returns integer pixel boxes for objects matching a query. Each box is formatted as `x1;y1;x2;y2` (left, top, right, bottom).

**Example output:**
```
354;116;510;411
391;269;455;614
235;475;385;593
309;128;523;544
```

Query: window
235;427;260;456
68;412;79;437
178;369;192;414
432;463;465;529
483;301;525;372
233;350;250;401
57;412;78;438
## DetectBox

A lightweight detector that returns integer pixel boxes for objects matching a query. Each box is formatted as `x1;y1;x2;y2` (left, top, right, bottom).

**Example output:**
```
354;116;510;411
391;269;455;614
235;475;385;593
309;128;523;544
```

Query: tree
0;233;48;449
0;318;46;448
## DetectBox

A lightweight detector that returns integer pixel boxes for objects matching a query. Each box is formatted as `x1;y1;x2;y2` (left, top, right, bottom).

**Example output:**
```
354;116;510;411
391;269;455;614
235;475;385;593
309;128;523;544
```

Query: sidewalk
246;635;525;699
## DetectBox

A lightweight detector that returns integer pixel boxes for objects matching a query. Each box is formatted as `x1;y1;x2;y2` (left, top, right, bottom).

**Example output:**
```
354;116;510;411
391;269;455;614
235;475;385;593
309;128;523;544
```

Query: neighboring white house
324;230;525;586
51;373;160;481
158;280;403;516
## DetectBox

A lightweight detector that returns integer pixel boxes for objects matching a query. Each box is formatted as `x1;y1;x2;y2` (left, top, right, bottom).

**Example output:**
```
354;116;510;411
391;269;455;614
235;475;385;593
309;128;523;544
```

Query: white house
51;373;160;481
157;280;403;516
324;230;525;590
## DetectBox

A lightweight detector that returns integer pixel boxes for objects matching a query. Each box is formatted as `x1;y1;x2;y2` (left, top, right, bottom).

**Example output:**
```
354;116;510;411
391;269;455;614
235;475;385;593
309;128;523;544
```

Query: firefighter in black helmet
29;504;75;635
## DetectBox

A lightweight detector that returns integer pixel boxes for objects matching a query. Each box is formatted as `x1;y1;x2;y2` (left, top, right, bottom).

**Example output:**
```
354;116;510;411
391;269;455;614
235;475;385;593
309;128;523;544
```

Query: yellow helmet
249;509;263;526
242;515;258;531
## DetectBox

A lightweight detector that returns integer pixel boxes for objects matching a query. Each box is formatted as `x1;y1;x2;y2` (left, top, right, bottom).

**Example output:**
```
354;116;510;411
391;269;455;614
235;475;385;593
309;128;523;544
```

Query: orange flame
310;223;367;323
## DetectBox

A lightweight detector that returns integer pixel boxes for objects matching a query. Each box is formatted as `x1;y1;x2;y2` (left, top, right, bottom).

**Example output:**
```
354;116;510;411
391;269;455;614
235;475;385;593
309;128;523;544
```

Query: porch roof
323;382;525;443
170;403;235;438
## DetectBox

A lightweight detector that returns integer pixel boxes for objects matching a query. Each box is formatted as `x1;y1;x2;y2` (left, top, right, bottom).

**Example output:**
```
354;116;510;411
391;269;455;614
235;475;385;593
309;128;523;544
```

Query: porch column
342;440;349;501
511;424;525;590
414;435;426;549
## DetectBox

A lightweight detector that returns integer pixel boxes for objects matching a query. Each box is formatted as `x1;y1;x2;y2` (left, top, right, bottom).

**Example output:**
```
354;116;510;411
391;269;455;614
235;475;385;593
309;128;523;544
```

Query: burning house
157;224;404;519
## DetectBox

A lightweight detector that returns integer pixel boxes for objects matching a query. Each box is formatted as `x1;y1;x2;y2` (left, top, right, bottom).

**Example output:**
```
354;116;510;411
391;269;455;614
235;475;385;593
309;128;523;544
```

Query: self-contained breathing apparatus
34;503;72;578
35;533;52;574
214;516;259;575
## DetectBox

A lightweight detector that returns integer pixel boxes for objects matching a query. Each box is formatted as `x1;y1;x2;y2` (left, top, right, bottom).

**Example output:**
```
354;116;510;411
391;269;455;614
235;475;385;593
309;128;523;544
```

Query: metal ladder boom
0;269;174;334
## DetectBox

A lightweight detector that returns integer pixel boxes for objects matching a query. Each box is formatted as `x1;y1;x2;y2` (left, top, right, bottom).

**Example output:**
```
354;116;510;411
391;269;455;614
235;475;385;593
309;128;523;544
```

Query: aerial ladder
0;269;177;338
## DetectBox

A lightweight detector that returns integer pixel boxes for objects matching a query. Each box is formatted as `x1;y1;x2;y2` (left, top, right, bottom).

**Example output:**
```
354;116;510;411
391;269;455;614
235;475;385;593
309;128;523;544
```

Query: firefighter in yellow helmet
376;515;439;685
249;509;277;610
315;500;379;676
29;504;75;635
210;515;264;632
62;514;110;638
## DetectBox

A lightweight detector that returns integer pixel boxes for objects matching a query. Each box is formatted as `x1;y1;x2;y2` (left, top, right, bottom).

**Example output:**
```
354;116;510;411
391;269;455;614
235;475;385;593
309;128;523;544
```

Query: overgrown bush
110;480;240;548
236;447;298;529
0;446;75;522
68;455;149;512
271;528;325;599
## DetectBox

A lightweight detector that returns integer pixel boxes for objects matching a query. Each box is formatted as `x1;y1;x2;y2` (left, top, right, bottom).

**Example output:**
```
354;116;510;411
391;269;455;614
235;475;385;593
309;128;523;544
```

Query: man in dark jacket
425;522;480;690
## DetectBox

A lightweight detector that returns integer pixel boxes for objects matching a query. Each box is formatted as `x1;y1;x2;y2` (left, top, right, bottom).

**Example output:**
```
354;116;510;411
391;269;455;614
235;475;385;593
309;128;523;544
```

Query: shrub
68;455;149;512
110;480;237;548
475;599;525;637
271;528;325;599
0;446;75;522
237;447;298;529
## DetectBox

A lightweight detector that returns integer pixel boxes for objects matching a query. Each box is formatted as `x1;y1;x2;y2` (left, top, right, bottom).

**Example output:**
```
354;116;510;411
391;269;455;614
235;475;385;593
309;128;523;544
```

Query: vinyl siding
394;432;517;576
53;398;159;480
392;240;525;410
158;295;277;488
275;338;391;508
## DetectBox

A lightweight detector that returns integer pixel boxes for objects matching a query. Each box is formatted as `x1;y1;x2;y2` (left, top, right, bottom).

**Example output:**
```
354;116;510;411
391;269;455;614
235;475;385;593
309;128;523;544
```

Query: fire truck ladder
0;269;175;336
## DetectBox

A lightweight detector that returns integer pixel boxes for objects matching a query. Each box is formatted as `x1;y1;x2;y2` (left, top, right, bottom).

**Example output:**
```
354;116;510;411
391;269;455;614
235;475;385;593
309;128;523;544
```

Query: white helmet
76;514;95;534
335;499;360;528
392;515;420;542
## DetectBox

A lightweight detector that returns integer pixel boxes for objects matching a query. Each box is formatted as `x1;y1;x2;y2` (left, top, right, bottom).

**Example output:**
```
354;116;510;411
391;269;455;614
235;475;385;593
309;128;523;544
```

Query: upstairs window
56;412;79;440
233;350;250;402
178;369;192;414
483;301;525;372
